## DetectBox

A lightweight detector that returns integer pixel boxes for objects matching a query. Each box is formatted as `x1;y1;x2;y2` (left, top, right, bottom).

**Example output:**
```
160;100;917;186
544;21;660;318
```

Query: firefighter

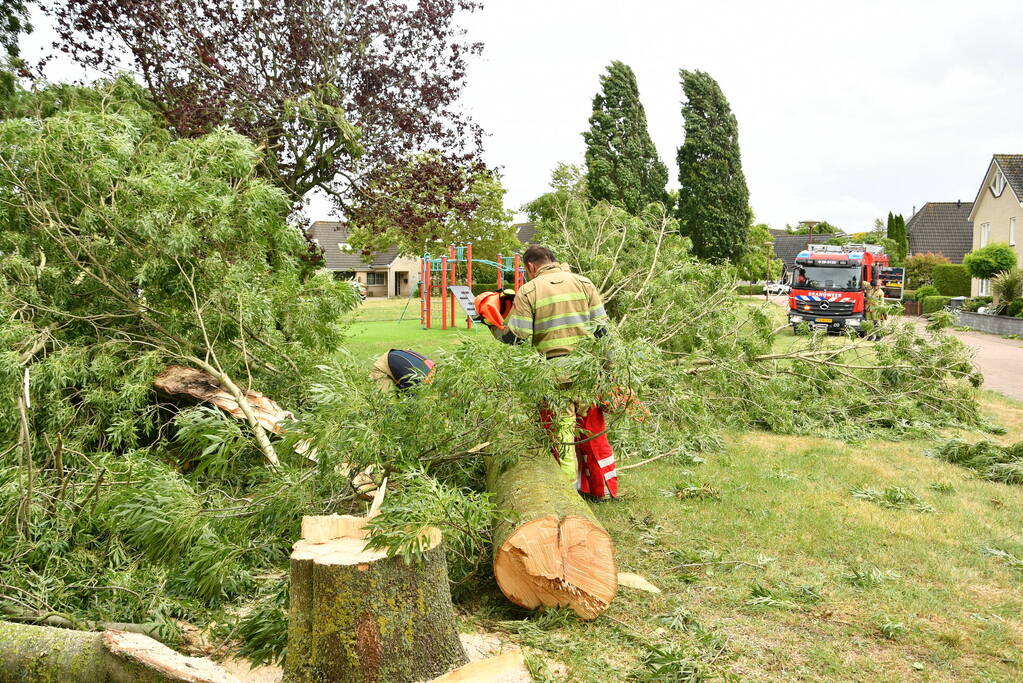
370;349;436;393
477;245;618;499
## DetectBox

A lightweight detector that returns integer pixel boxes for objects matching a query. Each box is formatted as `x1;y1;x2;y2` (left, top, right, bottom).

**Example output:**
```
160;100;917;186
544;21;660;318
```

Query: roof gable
307;221;399;270
969;155;1023;221
773;234;836;269
905;202;973;264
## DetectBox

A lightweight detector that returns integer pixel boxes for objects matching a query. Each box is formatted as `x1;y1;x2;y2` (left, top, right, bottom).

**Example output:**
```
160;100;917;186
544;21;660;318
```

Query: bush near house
922;295;952;314
964;243;1017;280
914;285;940;301
901;289;916;301
932;264;971;297
905;252;949;288
1005;299;1023;318
734;284;765;295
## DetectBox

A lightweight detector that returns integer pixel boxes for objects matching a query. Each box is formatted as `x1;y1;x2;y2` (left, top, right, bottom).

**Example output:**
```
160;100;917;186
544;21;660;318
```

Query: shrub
1006;299;1023;318
470;282;500;296
902;289;916;302
915;285;940;300
921;295;951;314
734;284;765;295
905;252;949;287
932;264;971;297
964;243;1017;280
991;267;1023;311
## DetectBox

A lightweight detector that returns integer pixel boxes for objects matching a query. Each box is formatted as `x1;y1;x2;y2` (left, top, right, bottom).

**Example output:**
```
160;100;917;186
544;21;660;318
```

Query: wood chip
617;572;661;593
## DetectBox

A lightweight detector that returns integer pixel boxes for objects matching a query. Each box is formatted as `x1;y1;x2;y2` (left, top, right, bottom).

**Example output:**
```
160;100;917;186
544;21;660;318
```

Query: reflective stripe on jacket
505;263;608;358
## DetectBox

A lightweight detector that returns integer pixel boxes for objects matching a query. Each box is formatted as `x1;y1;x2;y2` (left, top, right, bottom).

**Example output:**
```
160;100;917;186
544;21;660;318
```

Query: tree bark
486;450;618;620
285;517;467;683
0;621;240;683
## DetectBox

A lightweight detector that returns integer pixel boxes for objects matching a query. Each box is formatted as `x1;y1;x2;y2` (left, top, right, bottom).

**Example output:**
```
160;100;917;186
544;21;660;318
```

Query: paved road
913;321;1023;402
762;295;1023;402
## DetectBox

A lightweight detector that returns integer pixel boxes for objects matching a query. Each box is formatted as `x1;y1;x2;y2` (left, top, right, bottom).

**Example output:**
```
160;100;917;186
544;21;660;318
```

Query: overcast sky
23;1;1023;232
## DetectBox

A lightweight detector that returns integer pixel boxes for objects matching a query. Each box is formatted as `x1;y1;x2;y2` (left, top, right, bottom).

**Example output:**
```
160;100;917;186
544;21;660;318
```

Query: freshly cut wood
285;512;466;683
486;450;617;620
153;365;295;434
0;620;240;683
429;650;528;682
617;572;661;593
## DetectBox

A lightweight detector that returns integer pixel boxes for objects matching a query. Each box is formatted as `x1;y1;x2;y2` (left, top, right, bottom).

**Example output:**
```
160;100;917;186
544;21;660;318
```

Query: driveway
762;295;1023;402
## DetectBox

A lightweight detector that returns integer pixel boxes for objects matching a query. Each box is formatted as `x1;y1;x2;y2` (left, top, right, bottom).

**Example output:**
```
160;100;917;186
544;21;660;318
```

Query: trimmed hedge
902;289;916;302
470;282;501;296
915;285;940;300
735;284;765;295
932;264;971;297
922;295;952;314
1006;299;1023;318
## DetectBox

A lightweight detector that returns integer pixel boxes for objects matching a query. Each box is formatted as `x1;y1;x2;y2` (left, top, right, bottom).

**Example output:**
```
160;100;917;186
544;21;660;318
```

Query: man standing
486;245;618;499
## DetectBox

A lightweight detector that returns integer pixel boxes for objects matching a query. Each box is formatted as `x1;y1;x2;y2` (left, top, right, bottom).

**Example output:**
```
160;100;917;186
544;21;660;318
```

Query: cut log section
285;512;467;683
486;450;617;620
429;649;529;682
0;620;240;683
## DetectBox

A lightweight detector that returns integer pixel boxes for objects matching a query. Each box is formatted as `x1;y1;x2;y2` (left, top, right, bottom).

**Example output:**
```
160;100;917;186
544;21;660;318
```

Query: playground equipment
420;244;525;330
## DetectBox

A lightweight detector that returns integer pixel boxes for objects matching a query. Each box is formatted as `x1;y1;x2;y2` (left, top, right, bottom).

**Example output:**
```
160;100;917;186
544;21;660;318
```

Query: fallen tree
286;510;466;683
0;621;239;683
486;451;617;619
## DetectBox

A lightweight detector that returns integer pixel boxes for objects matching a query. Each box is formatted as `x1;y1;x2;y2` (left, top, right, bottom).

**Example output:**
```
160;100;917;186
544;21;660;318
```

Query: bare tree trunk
285;516;466;683
486;450;618;619
0;621;239;683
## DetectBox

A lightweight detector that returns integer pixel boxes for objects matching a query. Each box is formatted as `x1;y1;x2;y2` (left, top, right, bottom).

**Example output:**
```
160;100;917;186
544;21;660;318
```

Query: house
772;233;836;273
905;201;973;264
307;221;420;298
515;221;537;244
967;155;1023;295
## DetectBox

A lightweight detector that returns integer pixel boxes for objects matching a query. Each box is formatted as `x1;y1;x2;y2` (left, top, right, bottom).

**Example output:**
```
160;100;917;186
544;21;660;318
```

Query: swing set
419;244;526;330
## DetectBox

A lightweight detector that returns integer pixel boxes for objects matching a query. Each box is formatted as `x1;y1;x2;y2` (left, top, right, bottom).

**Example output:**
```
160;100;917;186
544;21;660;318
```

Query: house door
395;272;407;297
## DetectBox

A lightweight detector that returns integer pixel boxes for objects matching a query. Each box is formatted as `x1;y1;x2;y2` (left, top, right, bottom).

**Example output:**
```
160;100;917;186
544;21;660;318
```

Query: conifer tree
583;61;669;214
676;70;752;263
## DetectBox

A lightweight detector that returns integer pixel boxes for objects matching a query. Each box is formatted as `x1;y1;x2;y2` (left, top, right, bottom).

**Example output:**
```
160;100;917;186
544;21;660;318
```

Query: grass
348;298;1023;680
342;297;489;362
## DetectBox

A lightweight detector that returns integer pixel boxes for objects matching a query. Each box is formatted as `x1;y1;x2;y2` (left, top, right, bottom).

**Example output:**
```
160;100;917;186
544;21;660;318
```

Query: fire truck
787;243;904;333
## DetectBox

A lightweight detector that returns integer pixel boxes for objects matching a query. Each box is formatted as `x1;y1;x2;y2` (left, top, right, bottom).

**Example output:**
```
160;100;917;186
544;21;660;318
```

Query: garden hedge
902;289;916;302
735;284;765;295
915;285;940;300
932;264;971;297
922;295;952;314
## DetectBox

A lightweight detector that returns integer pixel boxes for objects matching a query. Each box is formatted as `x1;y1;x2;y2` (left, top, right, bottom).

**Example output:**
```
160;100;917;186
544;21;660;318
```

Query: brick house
967;155;1023;295
307;221;420;298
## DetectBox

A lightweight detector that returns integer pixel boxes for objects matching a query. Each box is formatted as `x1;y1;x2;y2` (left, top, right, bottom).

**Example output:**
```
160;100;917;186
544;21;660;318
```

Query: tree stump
0;621;240;683
486;450;618;619
285;515;467;683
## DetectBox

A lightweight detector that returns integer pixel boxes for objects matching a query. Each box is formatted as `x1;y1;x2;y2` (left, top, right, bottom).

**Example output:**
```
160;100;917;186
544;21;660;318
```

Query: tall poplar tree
676;70;752;263
583;61;669;214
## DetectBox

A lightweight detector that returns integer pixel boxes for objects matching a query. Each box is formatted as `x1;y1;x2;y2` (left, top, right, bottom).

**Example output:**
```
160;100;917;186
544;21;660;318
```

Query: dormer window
990;168;1007;197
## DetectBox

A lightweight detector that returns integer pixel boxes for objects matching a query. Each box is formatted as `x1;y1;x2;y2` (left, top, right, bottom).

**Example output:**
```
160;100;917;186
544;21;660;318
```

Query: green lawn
347;297;1023;681
342;297;490;362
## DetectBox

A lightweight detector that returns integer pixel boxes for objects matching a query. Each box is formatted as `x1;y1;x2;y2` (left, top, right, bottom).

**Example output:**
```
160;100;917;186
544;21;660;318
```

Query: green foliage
921;295;951;314
347;160;519;262
964;243;1017;280
584;61;669;215
1005;299;1023;318
737;223;782;282
905;252;950;288
901;289;916;302
885;212;908;265
735;284;765;295
676;70;752;263
925;309;955;332
991;267;1023;311
843;566;900;587
875;617;908;640
932;264;971;297
851;486;935;513
930;440;1023;485
914;285;940;300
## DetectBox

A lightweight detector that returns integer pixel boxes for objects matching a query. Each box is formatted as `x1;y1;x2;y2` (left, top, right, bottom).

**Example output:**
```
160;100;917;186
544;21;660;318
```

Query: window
980;222;991;247
990;169;1007;197
366;272;386;286
1011;217;1017;246
980;279;990;296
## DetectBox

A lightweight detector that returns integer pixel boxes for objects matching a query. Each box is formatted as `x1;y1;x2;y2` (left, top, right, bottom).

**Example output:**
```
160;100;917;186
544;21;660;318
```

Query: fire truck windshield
794;266;860;292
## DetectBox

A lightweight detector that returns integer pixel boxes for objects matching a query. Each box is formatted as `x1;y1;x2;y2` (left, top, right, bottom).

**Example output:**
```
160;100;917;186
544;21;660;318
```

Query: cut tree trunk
285;515;467;683
0;621;240;683
486;450;618;620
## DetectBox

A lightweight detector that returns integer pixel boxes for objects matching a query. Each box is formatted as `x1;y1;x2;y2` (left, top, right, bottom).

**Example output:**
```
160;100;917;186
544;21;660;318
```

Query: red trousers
540;403;619;499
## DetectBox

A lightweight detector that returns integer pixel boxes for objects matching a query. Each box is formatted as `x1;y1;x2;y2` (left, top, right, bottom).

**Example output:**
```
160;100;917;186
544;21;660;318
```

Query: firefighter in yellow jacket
478;245;618;499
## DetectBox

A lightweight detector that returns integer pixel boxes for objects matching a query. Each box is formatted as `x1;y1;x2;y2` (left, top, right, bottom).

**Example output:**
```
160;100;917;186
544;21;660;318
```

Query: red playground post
440;255;448;330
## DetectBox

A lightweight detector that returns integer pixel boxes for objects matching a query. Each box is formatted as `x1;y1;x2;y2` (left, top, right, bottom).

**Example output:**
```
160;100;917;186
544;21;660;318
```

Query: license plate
815;318;833;323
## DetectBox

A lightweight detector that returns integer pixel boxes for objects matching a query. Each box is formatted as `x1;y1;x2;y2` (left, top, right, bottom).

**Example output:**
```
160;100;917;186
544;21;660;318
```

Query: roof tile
906;202;973;264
